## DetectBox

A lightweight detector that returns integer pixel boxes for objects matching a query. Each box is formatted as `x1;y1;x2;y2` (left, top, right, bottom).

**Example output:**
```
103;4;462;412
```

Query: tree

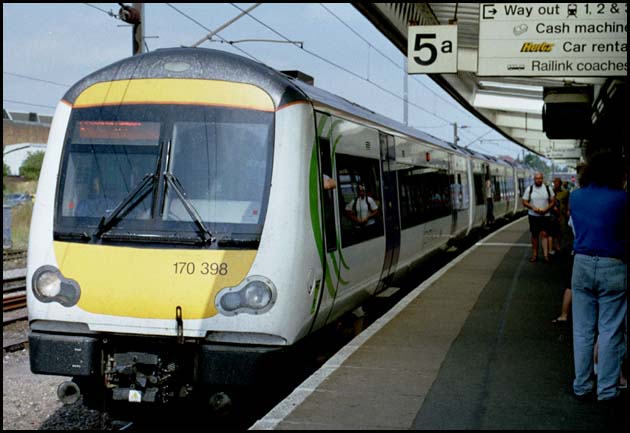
19;151;45;181
3;161;9;191
523;153;551;179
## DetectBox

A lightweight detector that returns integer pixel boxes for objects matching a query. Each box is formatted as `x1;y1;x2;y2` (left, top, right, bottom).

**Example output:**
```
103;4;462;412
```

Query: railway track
3;250;27;315
3;249;27;263
3;266;28;351
4;267;27;313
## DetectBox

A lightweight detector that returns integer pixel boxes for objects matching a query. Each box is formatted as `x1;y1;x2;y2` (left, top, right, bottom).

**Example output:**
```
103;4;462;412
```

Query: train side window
398;165;451;228
398;165;421;228
398;164;419;229
473;172;485;206
451;172;468;210
493;176;502;202
336;154;383;247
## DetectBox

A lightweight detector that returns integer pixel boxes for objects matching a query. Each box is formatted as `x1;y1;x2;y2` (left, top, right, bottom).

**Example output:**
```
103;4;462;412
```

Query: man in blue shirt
569;152;628;403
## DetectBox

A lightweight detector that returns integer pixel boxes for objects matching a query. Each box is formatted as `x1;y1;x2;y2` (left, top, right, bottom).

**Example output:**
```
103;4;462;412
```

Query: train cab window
55;105;274;244
336;154;383;247
164;117;271;229
59;120;160;221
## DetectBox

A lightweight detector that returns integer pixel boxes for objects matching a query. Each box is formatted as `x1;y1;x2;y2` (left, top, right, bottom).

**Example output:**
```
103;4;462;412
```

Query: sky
3;3;530;159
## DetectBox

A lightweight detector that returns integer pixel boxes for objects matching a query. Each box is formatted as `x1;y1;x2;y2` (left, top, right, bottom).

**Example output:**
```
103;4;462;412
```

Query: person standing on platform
550;177;569;255
552;216;576;324
522;172;555;263
570;152;628;403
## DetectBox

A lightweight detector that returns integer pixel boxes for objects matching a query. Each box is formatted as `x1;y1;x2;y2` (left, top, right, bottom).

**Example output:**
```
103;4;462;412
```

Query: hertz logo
520;42;555;52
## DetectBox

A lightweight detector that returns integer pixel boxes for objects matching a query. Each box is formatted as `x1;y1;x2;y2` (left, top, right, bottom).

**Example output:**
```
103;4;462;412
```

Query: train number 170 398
173;261;228;276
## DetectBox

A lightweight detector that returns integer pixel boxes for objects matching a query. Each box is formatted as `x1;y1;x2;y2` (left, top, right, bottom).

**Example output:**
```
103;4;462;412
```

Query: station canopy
353;3;627;168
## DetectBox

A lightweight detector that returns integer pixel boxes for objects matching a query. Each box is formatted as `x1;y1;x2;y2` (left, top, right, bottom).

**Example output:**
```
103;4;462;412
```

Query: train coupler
104;351;192;404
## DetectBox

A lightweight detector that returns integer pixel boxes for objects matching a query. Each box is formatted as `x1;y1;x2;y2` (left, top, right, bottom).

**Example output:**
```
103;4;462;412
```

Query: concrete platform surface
251;217;628;430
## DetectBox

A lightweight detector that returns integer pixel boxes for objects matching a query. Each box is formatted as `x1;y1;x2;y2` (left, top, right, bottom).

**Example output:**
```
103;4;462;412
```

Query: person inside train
323;173;336;190
522;172;555;263
75;175;112;217
345;183;379;228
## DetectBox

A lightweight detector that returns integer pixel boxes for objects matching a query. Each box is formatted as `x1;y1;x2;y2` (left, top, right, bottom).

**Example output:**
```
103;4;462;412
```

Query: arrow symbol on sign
483;4;497;19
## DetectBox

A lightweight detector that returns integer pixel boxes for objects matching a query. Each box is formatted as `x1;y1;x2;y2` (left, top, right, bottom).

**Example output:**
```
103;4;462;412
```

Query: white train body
27;48;533;406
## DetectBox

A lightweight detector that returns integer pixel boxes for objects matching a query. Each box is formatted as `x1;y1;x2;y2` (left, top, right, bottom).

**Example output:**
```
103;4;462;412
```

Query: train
27;47;535;410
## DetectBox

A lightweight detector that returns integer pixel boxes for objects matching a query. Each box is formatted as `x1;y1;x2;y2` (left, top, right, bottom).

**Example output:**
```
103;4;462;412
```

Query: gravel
2;320;113;430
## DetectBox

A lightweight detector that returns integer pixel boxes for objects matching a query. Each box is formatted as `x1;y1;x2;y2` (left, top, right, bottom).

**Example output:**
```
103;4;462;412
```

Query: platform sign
478;3;627;76
545;148;582;159
408;25;458;74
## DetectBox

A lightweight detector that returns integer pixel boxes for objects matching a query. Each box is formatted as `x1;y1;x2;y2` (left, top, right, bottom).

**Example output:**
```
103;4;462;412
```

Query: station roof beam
353;3;628;165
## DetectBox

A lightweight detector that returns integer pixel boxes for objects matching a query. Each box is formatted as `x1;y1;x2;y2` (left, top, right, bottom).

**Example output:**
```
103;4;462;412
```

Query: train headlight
243;281;273;309
216;276;276;316
35;270;62;297
32;266;81;307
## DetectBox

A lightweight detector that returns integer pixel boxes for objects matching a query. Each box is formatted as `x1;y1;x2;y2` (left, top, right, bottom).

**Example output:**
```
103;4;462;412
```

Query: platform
252;216;628;430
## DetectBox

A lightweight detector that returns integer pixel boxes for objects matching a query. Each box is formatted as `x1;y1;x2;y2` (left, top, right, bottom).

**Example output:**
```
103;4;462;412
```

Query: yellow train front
27;48;323;408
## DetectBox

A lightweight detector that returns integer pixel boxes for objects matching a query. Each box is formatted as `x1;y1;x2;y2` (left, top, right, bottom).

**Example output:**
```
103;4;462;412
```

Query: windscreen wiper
94;173;155;239
164;172;215;245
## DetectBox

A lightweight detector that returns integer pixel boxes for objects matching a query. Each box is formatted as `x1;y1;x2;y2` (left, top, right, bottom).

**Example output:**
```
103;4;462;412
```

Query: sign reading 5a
408;25;458;74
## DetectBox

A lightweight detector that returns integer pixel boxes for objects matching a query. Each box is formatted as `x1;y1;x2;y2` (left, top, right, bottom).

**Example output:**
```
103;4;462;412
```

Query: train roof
62;47;516;163
62;47;307;110
286;76;459;154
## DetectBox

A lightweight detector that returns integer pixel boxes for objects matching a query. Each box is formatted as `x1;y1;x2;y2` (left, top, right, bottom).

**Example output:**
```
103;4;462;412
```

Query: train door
326;116;385;323
308;112;340;333
448;153;457;236
376;132;401;293
484;163;493;224
465;157;475;234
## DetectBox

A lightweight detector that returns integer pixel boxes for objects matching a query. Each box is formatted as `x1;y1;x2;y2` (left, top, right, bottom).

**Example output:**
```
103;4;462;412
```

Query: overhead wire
4;72;70;88
165;3;262;63
83;3;118;18
94;4;513;154
316;5;526;155
319;3;472;120
3;99;57;110
6;5;118;115
228;3;455;126
3;5;510;154
4;73;67;112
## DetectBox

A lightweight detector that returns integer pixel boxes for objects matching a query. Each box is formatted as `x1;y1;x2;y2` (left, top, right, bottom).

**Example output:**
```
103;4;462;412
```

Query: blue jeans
571;254;627;400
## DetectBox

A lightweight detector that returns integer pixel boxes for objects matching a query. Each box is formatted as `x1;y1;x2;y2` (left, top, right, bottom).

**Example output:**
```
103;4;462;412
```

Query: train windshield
55;105;274;246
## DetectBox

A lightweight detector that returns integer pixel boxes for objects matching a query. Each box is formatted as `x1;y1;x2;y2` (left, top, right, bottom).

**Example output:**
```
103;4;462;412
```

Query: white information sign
408;25;458;74
478;3;627;76
545;148;582;159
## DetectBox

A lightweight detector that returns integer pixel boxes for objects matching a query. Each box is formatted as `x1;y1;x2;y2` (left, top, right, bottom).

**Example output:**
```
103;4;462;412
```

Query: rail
4;267;27;323
3;249;27;263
